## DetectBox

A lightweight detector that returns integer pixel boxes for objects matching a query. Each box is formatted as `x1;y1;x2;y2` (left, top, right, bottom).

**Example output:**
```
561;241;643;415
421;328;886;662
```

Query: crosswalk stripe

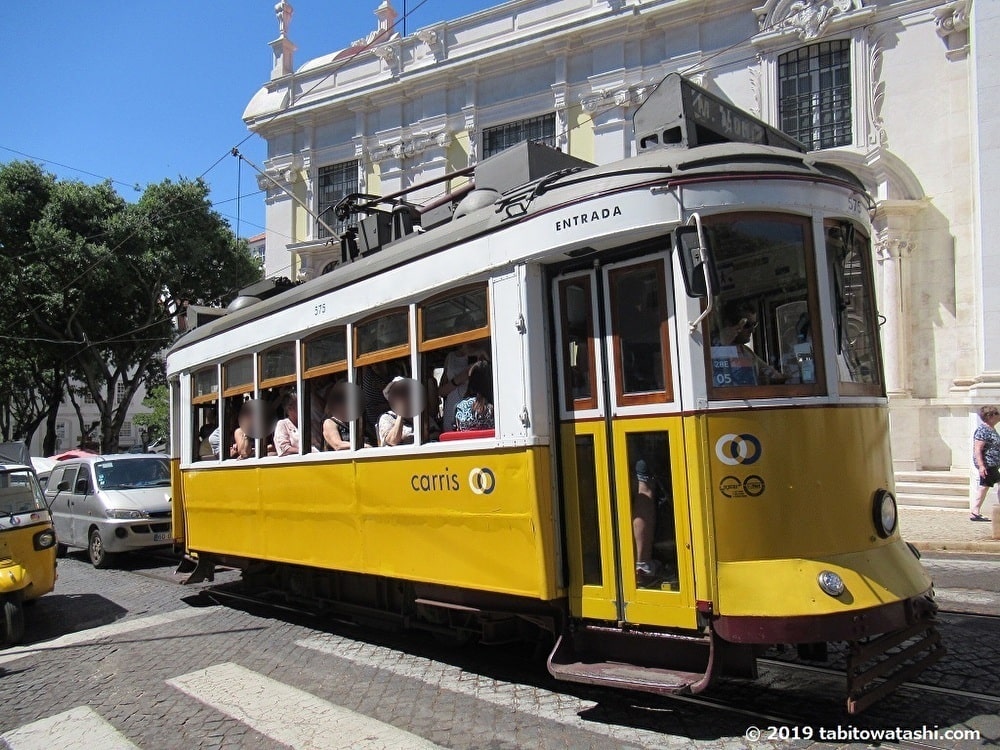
295;634;671;748
167;662;444;750
1;706;139;750
0;607;209;667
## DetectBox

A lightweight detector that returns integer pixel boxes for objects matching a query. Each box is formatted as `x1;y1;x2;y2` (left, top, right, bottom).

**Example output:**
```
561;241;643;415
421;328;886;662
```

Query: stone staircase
894;470;970;509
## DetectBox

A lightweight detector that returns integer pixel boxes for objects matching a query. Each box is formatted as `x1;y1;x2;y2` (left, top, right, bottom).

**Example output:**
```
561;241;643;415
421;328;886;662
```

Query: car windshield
0;470;47;515
95;458;170;490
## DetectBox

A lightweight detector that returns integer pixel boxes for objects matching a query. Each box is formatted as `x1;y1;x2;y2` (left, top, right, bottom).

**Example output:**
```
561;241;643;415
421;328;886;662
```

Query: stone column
875;231;914;397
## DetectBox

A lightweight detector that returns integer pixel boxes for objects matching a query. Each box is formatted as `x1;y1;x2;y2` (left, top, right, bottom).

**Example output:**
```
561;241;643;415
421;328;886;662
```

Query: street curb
911;540;1000;553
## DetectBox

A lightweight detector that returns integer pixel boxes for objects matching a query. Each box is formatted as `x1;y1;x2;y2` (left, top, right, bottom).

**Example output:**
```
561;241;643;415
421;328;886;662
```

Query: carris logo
714;433;762;466
555;205;622;232
468;467;496;495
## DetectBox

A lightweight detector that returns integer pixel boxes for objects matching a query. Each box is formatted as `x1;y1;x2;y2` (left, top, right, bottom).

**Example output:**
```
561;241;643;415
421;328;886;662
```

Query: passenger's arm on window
323;419;350;450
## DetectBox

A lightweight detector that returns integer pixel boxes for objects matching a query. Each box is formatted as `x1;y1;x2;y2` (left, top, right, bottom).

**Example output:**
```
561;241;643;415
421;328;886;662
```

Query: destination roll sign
633;73;807;154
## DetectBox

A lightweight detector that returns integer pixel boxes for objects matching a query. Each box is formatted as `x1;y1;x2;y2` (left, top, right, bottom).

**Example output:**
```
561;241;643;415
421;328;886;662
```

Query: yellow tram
167;76;941;712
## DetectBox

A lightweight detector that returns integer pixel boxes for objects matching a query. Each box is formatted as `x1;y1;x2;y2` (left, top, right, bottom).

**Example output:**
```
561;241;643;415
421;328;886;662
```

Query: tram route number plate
153;532;171;542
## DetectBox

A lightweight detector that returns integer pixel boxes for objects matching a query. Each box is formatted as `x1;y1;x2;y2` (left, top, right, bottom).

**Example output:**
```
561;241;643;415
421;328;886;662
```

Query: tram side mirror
674;225;718;298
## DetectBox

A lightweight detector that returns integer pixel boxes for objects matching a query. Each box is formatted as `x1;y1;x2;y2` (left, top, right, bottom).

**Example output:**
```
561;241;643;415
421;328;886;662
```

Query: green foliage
0;160;262;453
133;385;169;445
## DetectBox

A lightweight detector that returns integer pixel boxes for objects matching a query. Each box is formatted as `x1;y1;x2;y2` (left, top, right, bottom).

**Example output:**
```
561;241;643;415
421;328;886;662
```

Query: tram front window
704;214;823;396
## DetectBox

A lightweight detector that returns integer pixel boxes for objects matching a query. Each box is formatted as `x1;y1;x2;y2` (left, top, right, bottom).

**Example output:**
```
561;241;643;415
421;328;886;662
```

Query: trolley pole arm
686;212;715;334
231;149;341;240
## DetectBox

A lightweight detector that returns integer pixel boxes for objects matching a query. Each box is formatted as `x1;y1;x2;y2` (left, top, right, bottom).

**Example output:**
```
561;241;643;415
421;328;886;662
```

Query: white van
43;454;172;568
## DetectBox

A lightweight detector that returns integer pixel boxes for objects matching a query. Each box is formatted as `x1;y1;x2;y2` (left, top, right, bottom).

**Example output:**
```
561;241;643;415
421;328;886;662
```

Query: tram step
547;626;729;696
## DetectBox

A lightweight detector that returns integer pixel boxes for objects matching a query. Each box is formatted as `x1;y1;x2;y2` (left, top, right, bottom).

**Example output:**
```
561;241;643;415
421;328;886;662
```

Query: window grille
317;161;359;239
482;114;557;159
778;40;852;150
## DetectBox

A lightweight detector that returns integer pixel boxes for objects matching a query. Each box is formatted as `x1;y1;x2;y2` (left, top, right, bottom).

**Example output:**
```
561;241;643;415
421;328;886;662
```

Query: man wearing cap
378;376;415;446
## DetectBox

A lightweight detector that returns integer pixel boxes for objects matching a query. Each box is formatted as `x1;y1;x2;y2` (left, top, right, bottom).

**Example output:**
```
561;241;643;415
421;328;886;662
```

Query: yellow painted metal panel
706;407;896;562
559;422;618;621
181;447;560;600
717;541;932;616
0;525;56;601
611;416;697;629
681;414;716;608
170;457;185;543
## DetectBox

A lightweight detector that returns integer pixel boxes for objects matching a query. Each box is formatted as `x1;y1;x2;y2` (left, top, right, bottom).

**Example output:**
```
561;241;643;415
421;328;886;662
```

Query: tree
134;384;169;448
0;161;69;452
0;163;261;453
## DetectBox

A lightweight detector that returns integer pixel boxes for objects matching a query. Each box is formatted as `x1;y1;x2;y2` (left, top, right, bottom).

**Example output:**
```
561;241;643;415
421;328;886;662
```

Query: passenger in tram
632;459;661;584
438;315;490;432
197;423;217;460
454;360;494;431
362;360;408;437
712;303;786;386
230;401;255;459
274;392;301;456
322;384;352;451
378;377;415;447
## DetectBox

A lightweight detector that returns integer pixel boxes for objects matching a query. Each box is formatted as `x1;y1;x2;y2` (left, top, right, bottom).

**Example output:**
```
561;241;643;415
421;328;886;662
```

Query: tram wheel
88;529;114;569
2;596;25;646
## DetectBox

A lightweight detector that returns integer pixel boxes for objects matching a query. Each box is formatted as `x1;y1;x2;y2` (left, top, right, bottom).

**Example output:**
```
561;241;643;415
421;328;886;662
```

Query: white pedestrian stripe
167;662;443;750
296;634;673;748
1;706;139;750
0;607;209;667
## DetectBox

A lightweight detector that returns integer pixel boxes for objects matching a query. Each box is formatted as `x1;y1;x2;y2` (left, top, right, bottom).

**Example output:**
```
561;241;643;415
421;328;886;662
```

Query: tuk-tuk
0;461;57;645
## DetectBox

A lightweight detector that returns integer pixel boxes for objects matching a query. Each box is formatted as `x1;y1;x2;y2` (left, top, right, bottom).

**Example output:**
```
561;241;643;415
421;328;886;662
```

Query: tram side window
302;327;359;451
557;276;598;412
703;214;824;396
826;221;883;394
191;367;219;461
222;355;261;459
259;342;298;456
355;310;413;445
608;261;672;404
419;285;492;438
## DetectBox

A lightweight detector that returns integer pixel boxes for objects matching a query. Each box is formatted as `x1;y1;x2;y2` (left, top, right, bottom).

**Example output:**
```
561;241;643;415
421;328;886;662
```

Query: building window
120;421;132;439
317;161;359;239
778;40;852;150
115;382;127;405
482;114;556;159
83;392;95;405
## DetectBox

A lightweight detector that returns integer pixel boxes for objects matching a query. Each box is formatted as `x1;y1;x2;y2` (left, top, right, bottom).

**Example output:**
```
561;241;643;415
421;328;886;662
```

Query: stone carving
370;131;451;162
275;1;293;39
749;55;763;119
581;86;644;114
933;0;970;39
932;0;970;59
754;0;863;41
868;28;887;147
874;229;914;261
374;44;397;67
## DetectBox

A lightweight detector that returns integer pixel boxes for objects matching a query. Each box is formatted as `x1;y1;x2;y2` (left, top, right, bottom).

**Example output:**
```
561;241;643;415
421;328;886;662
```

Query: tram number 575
314;303;327;316
847;196;863;216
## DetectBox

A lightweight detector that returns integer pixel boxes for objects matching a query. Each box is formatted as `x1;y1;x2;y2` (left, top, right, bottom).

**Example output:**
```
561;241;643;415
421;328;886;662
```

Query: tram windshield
0;470;47;515
704;213;823;397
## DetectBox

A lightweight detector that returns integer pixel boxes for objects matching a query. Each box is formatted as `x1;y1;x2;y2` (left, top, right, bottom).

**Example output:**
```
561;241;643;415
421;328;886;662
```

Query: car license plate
153;532;171;542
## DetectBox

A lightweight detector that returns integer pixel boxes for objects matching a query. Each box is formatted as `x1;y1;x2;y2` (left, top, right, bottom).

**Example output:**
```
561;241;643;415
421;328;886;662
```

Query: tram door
553;255;697;629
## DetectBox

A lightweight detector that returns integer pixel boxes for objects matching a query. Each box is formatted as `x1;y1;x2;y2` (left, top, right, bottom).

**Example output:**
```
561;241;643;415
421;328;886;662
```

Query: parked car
43;454;172;568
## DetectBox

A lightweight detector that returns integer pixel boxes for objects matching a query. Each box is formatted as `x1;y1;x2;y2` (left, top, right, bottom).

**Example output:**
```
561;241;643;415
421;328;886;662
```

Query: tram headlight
872;489;897;539
817;570;845;597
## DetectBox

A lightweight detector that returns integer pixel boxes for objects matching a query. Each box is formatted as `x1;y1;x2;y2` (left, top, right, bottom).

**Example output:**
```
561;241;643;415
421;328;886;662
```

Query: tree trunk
41;397;60;456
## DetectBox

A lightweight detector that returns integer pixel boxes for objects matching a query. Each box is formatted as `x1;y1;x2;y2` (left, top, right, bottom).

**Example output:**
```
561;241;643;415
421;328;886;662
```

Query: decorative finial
275;1;294;39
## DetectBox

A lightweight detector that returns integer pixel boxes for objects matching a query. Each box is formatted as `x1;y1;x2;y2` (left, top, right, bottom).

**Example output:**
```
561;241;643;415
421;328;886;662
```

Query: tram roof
169;142;865;357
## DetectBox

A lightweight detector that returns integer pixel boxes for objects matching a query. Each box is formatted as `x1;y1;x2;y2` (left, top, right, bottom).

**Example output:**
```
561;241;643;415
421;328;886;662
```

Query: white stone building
27;382;152;456
243;0;993;476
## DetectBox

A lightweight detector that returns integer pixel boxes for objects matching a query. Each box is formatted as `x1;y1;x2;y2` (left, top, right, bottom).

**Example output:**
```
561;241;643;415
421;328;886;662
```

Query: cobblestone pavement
0;552;997;750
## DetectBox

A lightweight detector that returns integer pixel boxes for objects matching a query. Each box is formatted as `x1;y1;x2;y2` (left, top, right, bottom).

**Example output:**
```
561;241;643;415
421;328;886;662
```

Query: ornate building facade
244;0;992;473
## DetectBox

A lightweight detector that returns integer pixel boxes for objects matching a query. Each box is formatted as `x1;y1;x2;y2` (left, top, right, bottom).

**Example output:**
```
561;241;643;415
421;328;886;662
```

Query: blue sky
2;1;499;240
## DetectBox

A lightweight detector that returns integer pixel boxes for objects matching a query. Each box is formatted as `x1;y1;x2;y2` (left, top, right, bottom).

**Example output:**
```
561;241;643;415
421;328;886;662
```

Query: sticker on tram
468;468;496;495
719;474;766;499
715;433;762;466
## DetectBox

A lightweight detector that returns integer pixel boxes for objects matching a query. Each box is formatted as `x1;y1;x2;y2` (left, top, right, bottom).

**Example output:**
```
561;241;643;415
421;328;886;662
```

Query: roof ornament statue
275;1;293;39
